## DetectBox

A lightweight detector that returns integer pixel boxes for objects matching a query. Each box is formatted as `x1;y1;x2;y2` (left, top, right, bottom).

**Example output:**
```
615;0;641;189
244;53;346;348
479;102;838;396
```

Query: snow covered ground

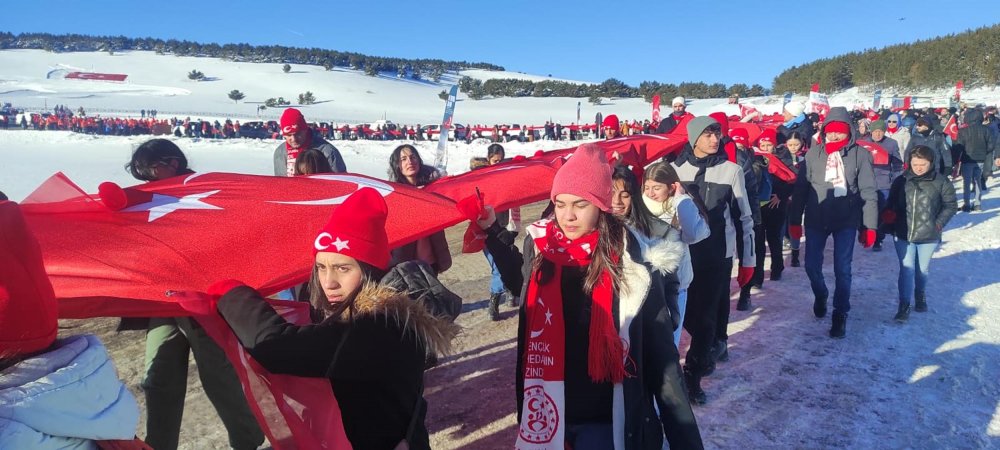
2;49;1000;448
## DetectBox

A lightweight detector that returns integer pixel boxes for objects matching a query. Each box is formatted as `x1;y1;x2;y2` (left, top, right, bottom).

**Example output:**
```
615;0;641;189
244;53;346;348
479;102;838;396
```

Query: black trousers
684;258;733;372
759;204;787;276
714;257;737;342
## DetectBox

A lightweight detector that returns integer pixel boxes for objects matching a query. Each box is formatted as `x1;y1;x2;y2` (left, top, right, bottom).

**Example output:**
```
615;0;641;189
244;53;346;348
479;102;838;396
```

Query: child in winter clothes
639;162;710;346
211;188;460;450
478;144;704;449
881;146;958;321
0;200;143;449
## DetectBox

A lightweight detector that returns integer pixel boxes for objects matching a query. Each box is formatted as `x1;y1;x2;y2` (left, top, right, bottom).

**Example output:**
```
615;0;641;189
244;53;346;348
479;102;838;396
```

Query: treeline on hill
774;24;1000;94
0;31;503;81
459;76;768;102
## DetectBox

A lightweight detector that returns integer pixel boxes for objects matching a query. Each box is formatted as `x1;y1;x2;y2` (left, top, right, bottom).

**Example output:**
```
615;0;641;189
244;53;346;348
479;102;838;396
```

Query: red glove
880;209;897;225
859;229;877;248
789;225;803;241
737;267;755;287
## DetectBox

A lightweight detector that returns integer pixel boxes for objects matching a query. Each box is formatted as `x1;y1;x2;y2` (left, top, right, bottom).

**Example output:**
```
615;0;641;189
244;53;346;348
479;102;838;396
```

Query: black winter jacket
956;109;997;163
217;282;459;450
884;168;957;243
483;221;704;450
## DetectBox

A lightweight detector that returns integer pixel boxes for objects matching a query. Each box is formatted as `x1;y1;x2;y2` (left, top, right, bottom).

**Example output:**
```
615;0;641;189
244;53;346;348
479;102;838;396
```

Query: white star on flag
545;308;553;325
332;237;350;251
123;190;223;222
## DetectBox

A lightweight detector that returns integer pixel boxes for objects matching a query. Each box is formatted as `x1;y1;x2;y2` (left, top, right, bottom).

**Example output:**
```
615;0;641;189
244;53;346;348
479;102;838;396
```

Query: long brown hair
532;211;627;296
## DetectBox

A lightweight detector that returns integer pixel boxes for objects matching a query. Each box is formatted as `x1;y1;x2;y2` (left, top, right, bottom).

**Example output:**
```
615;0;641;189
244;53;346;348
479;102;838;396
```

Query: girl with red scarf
474;144;703;450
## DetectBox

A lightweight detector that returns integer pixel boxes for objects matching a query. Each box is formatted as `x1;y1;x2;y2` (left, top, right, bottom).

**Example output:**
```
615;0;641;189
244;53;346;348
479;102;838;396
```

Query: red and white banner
652;94;661;123
955;80;963;101
65;72;128;82
808;90;830;117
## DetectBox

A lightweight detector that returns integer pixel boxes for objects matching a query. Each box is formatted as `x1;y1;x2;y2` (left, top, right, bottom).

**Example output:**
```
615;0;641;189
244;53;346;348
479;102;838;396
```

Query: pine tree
228;90;245;103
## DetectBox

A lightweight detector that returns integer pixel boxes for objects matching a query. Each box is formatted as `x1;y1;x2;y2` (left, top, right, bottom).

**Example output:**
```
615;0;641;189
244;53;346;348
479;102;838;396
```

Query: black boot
790;249;800;267
770;268;783;281
894;302;910;322
507;290;520;308
736;287;752;311
488;292;501;321
713;339;730;362
813;295;828;318
914;292;927;312
830;312;847;339
683;365;707;405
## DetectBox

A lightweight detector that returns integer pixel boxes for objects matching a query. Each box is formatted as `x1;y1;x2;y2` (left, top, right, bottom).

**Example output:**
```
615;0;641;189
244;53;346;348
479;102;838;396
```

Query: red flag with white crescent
944;115;959;141
857;140;890;165
21;172;466;318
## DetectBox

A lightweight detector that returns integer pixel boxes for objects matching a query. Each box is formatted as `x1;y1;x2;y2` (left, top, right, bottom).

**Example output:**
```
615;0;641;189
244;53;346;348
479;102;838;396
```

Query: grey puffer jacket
789;106;879;232
884;166;957;244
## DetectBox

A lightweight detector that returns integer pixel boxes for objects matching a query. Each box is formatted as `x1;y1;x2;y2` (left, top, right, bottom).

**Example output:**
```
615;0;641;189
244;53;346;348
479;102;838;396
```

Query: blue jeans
893;238;938;304
567;423;613;450
962;161;985;207
483;249;504;295
804;227;857;314
674;288;688;349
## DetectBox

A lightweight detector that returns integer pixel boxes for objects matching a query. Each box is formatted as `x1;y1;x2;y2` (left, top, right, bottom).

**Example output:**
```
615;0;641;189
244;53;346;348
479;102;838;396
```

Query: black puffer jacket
956;109;997;163
884;167;958;243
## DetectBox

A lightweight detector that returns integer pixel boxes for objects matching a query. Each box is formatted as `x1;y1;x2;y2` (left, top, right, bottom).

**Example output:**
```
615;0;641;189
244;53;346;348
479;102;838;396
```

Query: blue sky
5;1;997;88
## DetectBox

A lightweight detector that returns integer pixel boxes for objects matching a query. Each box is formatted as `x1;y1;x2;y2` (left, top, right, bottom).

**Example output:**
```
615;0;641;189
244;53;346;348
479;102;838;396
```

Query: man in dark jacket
954;109;997;211
273;108;347;176
860;119;903;251
671;116;755;403
789;107;879;338
777;101;815;148
905;118;953;176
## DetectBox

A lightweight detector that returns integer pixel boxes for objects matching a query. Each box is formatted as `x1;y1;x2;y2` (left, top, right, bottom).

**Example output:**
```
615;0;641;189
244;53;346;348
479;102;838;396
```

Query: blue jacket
0;335;140;449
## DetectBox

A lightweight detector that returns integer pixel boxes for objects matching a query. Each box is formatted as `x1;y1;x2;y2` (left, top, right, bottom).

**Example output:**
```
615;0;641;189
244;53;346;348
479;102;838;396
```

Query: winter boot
507;289;520;308
488;292;502;321
790;250;800;267
713;339;730;363
830;312;847;339
893;302;910;323
683;365;707;405
813;295;828;318
770;268;783;281
872;241;882;252
914;292;928;312
736;287;752;311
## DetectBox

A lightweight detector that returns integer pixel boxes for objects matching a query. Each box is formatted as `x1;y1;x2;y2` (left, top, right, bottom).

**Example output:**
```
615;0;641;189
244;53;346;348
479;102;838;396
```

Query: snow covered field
2;49;1000;449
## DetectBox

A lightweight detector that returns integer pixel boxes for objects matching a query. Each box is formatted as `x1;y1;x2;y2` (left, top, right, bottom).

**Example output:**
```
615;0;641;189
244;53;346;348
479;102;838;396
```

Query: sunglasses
887;120;898;123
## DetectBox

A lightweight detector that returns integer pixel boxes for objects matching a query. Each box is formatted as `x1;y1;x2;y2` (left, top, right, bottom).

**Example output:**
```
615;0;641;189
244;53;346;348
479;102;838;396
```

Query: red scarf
284;133;313;176
887;125;899;133
825;138;849;155
516;219;626;449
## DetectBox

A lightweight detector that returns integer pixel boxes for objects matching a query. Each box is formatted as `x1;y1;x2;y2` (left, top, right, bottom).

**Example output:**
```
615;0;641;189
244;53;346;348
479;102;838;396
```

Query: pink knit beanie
550;143;612;212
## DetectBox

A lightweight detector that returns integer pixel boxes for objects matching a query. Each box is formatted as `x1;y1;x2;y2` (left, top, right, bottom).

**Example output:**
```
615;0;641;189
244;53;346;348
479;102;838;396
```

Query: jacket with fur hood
217;279;460;450
482;220;704;450
789;106;879;232
642;193;710;289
